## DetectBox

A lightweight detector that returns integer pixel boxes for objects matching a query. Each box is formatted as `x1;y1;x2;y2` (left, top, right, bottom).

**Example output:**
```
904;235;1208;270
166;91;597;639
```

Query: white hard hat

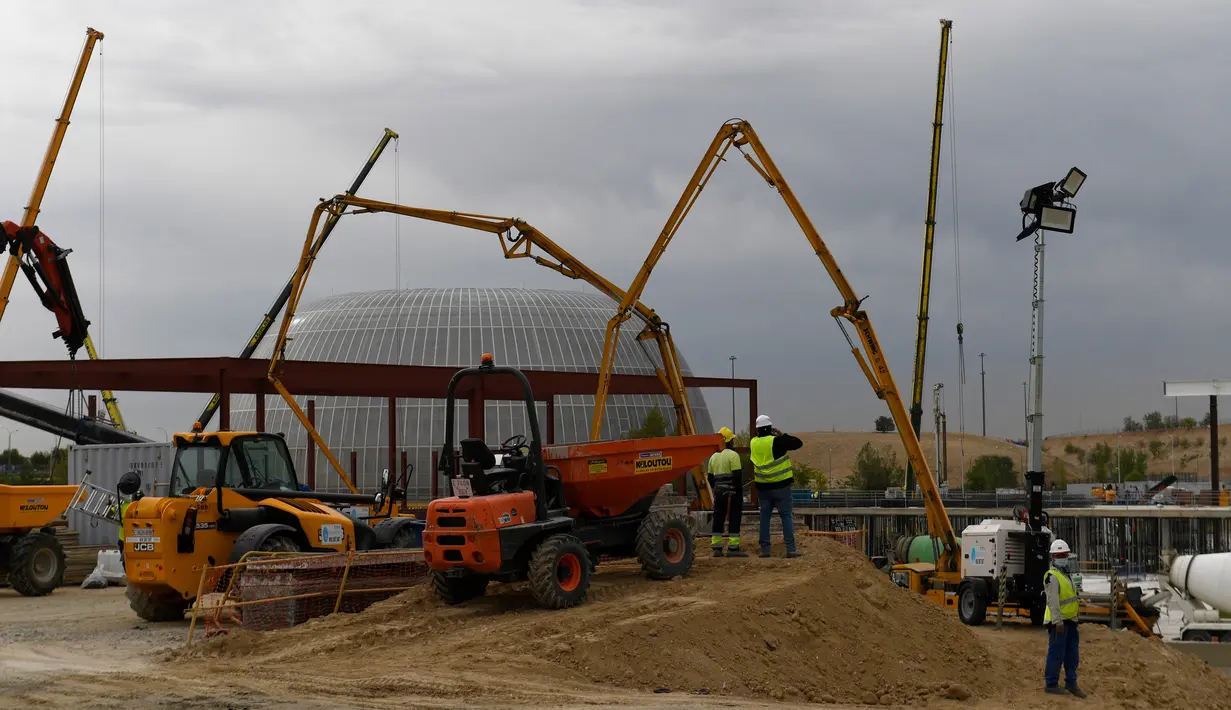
1049;539;1071;556
756;414;773;428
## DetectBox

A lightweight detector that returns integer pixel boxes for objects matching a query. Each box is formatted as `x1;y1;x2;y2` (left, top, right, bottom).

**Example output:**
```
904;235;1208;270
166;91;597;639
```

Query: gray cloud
1;0;1228;454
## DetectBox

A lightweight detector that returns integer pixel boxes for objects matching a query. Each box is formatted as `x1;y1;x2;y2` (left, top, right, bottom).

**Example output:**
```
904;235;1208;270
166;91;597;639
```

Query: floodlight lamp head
1020;182;1057;214
1058;167;1086;198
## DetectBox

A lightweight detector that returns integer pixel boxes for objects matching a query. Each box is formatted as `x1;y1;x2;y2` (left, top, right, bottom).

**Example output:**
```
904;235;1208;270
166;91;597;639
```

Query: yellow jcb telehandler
107;429;421;621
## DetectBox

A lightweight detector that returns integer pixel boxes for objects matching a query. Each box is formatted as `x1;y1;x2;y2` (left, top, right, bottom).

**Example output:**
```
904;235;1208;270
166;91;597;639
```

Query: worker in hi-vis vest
748;414;802;558
707;427;747;557
1044;538;1086;698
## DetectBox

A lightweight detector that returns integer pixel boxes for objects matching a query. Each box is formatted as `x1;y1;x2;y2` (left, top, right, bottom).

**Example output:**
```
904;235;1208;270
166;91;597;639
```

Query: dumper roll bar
438;354;548;521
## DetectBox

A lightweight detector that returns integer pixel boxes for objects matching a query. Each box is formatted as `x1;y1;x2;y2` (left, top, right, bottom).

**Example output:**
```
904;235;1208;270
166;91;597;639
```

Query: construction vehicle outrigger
109;429;422;621
423;353;721;609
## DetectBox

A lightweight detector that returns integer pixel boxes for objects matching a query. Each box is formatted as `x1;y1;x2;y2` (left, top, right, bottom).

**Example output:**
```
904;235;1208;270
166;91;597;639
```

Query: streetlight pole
728;356;737;429
1022;381;1028;442
0;426;18;473
979;352;987;437
1117;435;1122;486
156;427;169;442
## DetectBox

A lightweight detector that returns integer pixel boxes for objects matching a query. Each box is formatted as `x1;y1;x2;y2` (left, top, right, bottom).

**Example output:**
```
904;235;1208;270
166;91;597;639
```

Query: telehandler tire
127;585;189;622
528;533;591;609
430;571;489;605
7;531;65;596
636;511;694;580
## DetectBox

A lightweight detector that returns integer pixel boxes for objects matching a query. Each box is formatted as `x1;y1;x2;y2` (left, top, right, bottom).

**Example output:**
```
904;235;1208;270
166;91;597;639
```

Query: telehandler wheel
429;571;489;605
127;585;190;622
528;534;591;609
957;580;988;626
7;532;65;596
257;534;300;554
636;511;694;581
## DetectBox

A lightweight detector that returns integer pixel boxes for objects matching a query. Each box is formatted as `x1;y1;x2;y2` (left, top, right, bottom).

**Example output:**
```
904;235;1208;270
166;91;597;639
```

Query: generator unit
956;518;1053;625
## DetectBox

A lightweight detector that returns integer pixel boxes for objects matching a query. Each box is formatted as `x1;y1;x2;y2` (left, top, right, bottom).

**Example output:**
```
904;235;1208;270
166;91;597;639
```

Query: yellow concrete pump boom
267;195;712;507
590;118;959;566
0;27;127;430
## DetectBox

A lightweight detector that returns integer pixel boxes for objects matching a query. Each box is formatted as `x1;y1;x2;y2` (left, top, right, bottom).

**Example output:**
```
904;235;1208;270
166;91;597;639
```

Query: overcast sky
2;0;1228;452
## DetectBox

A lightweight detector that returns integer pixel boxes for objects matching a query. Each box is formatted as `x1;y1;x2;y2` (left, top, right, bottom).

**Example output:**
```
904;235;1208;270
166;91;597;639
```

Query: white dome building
229;288;713;498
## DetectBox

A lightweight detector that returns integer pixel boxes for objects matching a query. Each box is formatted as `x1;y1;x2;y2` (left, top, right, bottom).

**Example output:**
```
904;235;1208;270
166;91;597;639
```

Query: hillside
790;430;1067;487
1043;425;1230;483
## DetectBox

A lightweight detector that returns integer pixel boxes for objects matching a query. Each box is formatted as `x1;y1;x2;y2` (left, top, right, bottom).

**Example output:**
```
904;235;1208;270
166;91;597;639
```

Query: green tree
1181;417;1198;429
964;455;1019;491
849;443;904;490
1089;443;1114;482
793;461;829;492
1202;411;1213;428
1148;439;1164;460
1164;414;1180;429
28;450;51;472
1143;411;1164;431
626;408;669;439
874;416;895;433
1122;417;1143;432
1052;459;1070;488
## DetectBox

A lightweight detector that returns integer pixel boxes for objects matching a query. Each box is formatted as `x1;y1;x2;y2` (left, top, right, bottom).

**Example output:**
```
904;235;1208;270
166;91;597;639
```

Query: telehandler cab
116;430;422;621
424;354;722;609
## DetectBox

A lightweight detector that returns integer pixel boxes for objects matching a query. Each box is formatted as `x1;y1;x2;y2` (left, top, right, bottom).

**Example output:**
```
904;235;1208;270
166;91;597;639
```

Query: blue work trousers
1045;620;1079;689
757;485;796;553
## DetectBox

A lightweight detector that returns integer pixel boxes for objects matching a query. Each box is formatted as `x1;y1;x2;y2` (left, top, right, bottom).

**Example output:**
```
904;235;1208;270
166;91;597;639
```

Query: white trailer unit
67;442;173;545
1161;552;1231;641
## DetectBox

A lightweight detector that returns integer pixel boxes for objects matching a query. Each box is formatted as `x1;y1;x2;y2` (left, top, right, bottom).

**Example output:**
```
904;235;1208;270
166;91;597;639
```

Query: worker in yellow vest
1044;538;1086;698
707;427;747;557
748;414;802;558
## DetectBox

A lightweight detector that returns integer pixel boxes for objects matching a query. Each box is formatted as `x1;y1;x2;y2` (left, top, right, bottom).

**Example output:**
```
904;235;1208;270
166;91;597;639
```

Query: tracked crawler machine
424;355;721;609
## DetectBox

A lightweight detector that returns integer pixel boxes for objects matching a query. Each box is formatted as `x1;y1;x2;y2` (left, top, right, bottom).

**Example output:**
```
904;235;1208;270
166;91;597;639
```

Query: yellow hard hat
719;426;735;442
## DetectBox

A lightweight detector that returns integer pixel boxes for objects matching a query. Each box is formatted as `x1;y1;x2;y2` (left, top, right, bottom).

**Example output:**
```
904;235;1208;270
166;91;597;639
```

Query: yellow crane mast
0;27;127;430
906;19;952;493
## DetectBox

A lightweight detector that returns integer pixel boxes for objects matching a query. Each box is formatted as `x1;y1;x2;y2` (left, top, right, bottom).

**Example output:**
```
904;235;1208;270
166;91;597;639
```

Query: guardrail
789;489;1230;510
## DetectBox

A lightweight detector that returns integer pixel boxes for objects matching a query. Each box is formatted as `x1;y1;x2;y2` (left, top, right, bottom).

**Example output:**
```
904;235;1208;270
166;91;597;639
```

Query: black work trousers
711;489;743;544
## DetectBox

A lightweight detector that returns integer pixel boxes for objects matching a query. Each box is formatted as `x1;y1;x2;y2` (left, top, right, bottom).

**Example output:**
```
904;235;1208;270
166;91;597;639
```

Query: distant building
229;288;713;498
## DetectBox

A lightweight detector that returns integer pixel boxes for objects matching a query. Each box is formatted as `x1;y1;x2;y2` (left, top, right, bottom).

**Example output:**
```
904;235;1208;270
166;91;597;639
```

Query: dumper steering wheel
501;434;527;454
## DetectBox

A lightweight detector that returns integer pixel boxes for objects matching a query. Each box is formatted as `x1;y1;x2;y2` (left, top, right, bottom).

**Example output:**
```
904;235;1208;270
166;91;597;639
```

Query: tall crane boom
265;195;711;507
0;28;127;429
906;19;952;493
192;128;398;430
589;118;958;563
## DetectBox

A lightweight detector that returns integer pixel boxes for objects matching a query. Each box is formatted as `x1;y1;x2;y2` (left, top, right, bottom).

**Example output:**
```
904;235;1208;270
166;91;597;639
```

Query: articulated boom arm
0;28;126;430
595;118;958;566
269;195;710;506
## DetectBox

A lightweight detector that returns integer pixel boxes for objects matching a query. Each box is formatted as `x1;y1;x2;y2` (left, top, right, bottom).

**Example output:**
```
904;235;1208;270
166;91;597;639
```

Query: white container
67;442;174;545
1170;552;1231;613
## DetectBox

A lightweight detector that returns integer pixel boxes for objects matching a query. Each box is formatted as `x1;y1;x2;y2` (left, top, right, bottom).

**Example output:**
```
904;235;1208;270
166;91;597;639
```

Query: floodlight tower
1017;167;1086;531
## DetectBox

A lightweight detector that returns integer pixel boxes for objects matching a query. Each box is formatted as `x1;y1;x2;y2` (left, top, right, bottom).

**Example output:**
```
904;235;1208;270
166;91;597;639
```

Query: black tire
7;532;65;596
228;523;301;564
127;585;189;622
429;571;489;605
1183;629;1214;642
957;580;988;626
636;511;694;581
373;518;420;549
527;534;591;609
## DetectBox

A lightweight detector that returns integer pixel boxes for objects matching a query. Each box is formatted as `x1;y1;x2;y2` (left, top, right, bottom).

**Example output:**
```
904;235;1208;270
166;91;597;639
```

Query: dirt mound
171;537;1231;708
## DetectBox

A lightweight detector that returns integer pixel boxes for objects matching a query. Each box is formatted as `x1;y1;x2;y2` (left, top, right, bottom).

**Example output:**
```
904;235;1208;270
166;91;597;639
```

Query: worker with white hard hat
1043;538;1086;698
748;414;803;558
707;427;747;557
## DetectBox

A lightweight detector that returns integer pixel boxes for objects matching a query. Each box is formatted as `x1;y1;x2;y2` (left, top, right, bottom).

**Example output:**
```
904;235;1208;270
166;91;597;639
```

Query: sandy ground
1;540;1228;709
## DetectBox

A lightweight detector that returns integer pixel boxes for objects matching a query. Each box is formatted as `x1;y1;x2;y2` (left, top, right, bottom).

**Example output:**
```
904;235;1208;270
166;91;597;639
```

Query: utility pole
728;356;737;428
933;383;945;487
979;352;987;437
1022;381;1028;442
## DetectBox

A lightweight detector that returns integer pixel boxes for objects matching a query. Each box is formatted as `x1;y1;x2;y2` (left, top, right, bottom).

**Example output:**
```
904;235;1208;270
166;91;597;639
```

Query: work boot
1044;687;1067;696
726;547;749;558
759;550;771;558
1066;686;1088;699
711;546;724;557
786;551;802;559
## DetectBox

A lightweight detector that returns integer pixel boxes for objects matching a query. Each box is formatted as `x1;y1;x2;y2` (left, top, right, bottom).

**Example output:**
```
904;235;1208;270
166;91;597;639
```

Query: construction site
3;5;1231;709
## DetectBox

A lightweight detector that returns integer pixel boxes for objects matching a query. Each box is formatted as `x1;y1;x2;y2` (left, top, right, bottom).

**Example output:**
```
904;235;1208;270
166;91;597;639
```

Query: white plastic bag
80;549;126;589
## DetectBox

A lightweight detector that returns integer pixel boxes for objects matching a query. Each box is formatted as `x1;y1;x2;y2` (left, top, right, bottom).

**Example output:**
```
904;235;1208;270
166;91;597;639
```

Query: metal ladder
64;470;122;526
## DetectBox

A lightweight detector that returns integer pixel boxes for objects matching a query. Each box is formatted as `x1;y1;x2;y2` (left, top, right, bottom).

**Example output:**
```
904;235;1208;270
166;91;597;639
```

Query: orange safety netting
186;549;428;644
